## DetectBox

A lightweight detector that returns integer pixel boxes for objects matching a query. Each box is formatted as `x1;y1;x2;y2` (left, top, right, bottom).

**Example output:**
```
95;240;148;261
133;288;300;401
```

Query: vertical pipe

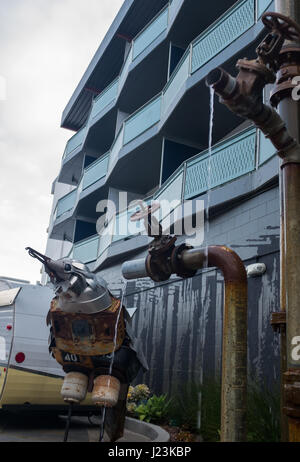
275;0;300;442
181;246;248;441
279;167;289;442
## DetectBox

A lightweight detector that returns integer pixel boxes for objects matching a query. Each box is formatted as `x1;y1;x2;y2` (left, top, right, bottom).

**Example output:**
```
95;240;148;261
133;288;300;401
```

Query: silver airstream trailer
0;278;93;412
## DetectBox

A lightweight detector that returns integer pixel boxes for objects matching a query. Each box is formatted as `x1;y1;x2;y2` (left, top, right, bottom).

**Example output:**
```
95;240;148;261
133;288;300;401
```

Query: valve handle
129;200;160;222
130;200;162;238
262;12;300;42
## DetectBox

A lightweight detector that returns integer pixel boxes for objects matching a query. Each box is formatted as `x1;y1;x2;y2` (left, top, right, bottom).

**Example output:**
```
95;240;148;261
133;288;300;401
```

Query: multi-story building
44;0;281;395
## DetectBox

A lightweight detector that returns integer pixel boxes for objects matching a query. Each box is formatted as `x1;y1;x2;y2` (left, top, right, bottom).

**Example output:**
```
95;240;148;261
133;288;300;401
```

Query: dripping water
197;87;215;435
98;280;127;442
205;86;215;266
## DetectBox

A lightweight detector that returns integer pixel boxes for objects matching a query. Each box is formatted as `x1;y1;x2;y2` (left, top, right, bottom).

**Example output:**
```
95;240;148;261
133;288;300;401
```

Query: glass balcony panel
107;126;124;174
56;189;77;219
168;0;182;24
257;0;272;19
162;49;190;116
73;235;99;263
123;95;162;145
119;47;133;93
191;0;255;74
90;78;119;120
184;127;257;200
98;217;115;257
259;130;276;164
112;205;144;243
63;126;87;160
83;154;109;190
154;167;184;221
132;7;169;60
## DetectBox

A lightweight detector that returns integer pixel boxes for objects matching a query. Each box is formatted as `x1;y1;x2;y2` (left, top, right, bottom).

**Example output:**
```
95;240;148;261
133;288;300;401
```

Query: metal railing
90;78;119;120
191;0;255;74
67;125;277;263
55;189;77;220
62;125;87;160
62;0;269;170
132;6;169;60
123;94;162;145
82;153;109;190
73;234;99;264
184;127;257;199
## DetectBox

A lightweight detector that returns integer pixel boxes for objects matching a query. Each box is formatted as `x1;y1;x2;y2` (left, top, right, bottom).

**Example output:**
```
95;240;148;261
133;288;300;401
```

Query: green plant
168;379;280;442
246;382;280;442
168;380;221;440
134;394;172;423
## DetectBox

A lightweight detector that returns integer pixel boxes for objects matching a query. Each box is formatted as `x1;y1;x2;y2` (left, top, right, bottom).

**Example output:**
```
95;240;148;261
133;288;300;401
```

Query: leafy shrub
134;394;172;423
168;379;280;442
246;382;280;442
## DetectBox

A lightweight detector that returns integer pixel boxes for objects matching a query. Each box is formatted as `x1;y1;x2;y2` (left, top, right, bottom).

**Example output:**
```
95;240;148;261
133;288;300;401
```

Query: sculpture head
26;247;111;313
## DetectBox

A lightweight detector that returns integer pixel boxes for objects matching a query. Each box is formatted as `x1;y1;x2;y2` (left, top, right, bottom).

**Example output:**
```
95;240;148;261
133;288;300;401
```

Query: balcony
89;78;119;122
65;125;277;266
132;6;169;61
190;0;255;75
62;125;87;161
184;127;257;200
82;153;109;190
54;189;77;221
58;0;273;188
50;153;109;238
73;234;99;264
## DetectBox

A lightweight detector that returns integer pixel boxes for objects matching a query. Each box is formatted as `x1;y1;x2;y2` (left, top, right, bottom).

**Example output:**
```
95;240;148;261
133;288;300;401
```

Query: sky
0;0;124;283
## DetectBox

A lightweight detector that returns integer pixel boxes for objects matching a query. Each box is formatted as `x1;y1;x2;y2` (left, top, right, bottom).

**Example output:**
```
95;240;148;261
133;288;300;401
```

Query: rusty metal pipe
206;9;300;441
180;246;248;442
122;245;248;441
206;67;297;158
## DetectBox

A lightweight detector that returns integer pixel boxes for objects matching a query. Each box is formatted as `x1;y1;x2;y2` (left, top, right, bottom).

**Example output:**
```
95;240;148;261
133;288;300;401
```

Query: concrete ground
0;412;152;442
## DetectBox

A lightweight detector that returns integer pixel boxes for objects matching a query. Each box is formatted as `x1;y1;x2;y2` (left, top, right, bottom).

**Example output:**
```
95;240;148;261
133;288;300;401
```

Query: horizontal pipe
122;245;247;441
122;259;148;280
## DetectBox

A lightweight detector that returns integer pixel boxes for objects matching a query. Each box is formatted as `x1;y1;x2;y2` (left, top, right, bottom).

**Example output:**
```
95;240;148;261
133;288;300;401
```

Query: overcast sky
0;0;124;283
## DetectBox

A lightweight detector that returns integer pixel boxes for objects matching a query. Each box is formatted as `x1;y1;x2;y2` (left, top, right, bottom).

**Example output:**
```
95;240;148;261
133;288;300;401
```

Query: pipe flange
270;311;286;333
145;254;172;282
237;58;276;84
171;244;197;279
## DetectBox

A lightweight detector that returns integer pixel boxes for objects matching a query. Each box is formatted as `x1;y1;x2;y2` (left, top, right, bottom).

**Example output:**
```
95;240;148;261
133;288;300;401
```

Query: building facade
44;0;281;395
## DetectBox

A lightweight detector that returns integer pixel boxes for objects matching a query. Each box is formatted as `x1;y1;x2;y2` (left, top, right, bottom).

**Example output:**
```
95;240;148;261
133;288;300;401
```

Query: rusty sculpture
26;247;147;442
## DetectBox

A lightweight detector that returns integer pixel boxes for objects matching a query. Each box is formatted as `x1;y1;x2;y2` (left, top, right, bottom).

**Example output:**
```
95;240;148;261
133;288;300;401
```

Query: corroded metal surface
49;297;125;357
181;246;248;442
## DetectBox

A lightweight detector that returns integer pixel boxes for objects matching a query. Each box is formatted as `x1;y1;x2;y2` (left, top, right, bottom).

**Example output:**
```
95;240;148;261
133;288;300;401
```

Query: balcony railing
184;127;257;199
82;153;109;190
132;6;169;60
63;125;87;160
73;234;99;264
123;95;162;145
55;189;77;220
66;124;277;264
162;48;190;116
257;0;273;19
90;78;119;120
62;0;266;178
191;0;255;74
54;154;109;225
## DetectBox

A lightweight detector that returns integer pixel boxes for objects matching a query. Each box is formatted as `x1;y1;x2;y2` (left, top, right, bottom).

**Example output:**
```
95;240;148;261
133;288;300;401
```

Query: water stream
98;280;127;442
198;87;215;434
